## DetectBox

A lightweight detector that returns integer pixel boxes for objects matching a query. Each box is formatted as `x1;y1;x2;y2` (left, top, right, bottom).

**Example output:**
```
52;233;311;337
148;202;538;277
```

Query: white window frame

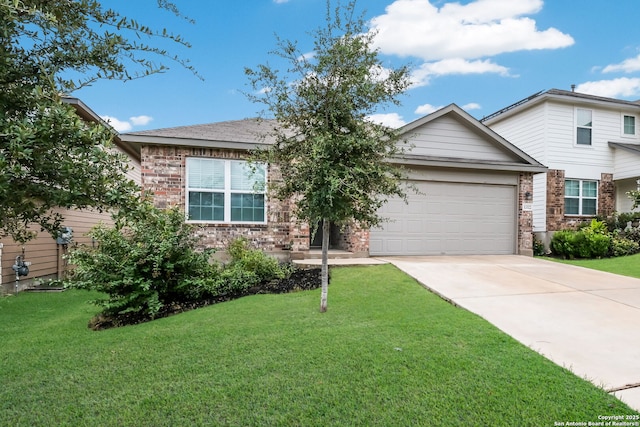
575;108;593;146
186;158;267;224
622;114;637;138
564;179;598;216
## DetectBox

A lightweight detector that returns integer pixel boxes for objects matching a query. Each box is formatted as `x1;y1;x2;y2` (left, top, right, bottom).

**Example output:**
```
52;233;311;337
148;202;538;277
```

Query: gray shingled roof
483;88;640;123
546;89;640;107
125;118;282;144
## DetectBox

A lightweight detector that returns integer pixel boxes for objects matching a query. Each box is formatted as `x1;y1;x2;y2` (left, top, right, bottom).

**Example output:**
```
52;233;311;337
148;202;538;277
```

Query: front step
303;249;359;260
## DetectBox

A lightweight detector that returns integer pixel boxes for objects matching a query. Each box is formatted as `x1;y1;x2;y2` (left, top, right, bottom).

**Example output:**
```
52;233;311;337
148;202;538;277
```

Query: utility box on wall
56;226;73;245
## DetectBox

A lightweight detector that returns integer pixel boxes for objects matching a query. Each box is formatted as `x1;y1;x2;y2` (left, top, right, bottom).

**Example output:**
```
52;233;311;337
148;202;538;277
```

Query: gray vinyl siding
406;115;517;162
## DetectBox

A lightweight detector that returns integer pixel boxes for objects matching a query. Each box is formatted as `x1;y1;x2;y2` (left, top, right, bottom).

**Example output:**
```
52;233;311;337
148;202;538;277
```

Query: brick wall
598;173;615;218
518;172;534;256
546;169;566;231
141;145;311;256
332;222;369;256
545;169;616;232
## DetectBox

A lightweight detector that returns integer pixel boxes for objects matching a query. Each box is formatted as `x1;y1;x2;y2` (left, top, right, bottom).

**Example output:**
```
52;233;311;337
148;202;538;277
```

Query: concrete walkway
381;255;640;412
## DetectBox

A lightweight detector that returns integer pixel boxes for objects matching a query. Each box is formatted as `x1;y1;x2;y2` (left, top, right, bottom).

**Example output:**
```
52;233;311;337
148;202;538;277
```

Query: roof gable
397;104;545;172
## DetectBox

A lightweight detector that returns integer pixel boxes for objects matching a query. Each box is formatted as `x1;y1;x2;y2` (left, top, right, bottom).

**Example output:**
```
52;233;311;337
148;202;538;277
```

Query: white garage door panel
370;181;516;256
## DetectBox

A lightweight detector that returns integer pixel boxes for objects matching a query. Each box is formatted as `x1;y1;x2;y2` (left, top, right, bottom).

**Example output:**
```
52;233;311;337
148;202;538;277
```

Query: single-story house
121;103;546;258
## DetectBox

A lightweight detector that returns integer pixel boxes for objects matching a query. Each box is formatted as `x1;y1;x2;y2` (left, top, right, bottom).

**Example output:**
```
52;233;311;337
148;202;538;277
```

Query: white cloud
366;113;407;128
370;0;574;61
130;115;153;126
411;58;511;87
101;115;154;132
462;102;481;110
298;51;315;62
414;103;444;115
602;54;640;74
101;115;132;132
273;0;290;3
575;78;640;98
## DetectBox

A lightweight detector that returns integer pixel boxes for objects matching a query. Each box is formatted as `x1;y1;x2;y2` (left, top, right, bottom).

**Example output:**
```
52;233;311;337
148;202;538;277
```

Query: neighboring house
482;88;640;244
121;103;546;258
0;98;141;293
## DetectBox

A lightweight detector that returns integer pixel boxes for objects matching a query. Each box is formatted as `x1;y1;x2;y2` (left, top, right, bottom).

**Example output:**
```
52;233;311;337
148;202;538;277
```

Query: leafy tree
0;0;196;242
245;0;411;312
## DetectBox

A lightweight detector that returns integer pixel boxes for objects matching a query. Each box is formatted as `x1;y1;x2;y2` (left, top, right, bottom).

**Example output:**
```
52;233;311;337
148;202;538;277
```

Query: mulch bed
89;267;322;331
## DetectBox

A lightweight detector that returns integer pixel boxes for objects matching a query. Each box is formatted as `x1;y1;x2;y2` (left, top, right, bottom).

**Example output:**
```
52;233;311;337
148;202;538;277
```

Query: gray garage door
369;181;516;256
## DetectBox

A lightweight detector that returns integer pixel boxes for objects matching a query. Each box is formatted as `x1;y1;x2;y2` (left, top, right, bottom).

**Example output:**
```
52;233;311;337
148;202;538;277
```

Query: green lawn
1;265;636;426
546;252;640;279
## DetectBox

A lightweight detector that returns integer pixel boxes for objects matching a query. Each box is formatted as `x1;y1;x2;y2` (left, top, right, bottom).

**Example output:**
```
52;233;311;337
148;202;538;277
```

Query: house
482;88;640;244
121;103;546;258
0;98;141;294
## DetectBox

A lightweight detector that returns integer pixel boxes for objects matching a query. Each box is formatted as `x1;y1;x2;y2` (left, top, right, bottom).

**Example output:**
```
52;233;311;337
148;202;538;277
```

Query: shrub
533;236;546;256
550;220;611;259
610;231;640;257
226;237;292;283
66;202;219;317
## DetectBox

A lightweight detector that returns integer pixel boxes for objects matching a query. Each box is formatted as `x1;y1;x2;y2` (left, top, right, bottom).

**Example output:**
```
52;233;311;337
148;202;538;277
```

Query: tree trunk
319;218;330;312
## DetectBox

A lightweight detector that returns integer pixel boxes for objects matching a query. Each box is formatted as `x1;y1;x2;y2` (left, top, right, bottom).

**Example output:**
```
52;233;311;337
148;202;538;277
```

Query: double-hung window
576;108;592;146
565;179;597;216
187;158;266;223
623;115;636;136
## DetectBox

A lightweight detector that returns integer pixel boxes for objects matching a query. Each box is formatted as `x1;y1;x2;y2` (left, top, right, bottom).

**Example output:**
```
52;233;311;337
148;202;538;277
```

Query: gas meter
56;226;73;245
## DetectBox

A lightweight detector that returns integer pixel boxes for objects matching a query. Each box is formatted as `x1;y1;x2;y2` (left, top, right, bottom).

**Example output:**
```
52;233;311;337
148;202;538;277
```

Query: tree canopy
245;0;412;311
0;0;195;242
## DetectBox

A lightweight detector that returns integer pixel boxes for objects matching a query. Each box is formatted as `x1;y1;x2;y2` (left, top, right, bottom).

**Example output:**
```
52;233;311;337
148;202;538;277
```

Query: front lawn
546;252;640;279
1;265;636;426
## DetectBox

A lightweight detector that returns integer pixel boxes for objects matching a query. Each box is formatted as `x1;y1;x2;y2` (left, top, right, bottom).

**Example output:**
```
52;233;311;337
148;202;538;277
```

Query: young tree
245;0;411;312
0;0;196;242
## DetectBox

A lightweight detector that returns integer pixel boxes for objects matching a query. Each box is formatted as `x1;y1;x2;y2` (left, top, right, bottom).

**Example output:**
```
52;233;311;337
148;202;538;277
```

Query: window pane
188;158;224;189
582;181;597;198
565;180;580;197
577;109;592;127
577;128;592;145
231;161;265;191
625;115;636;135
231;193;265;222
582;199;597;215
188;192;224;221
565;198;579;215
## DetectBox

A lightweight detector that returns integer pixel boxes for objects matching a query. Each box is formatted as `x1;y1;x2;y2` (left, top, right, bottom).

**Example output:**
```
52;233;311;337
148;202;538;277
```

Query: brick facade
141;145;366;257
142;144;534;258
598;173;615;218
545;169;616;231
546;169;566;231
518;172;534;256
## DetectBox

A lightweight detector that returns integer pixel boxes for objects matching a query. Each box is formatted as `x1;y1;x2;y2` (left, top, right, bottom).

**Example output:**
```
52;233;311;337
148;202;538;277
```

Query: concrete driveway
381;255;640;412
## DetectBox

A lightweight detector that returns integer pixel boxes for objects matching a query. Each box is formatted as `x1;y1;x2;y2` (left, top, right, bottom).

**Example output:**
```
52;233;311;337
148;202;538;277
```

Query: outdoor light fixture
525;191;532;200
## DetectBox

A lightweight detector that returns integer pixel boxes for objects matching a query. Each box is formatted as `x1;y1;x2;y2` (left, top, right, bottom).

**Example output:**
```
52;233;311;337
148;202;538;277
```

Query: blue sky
75;0;640;132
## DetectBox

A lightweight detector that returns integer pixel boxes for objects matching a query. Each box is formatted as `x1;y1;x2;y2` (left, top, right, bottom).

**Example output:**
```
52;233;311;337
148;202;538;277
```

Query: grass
546;252;640;279
1;265;636;426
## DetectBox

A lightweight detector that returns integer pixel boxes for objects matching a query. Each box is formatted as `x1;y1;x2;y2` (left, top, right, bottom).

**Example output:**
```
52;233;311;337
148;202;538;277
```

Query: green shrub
66;202;218;317
226;237;292;283
550;230;578;259
610;233;640;257
550;220;611;259
533;236;546;256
